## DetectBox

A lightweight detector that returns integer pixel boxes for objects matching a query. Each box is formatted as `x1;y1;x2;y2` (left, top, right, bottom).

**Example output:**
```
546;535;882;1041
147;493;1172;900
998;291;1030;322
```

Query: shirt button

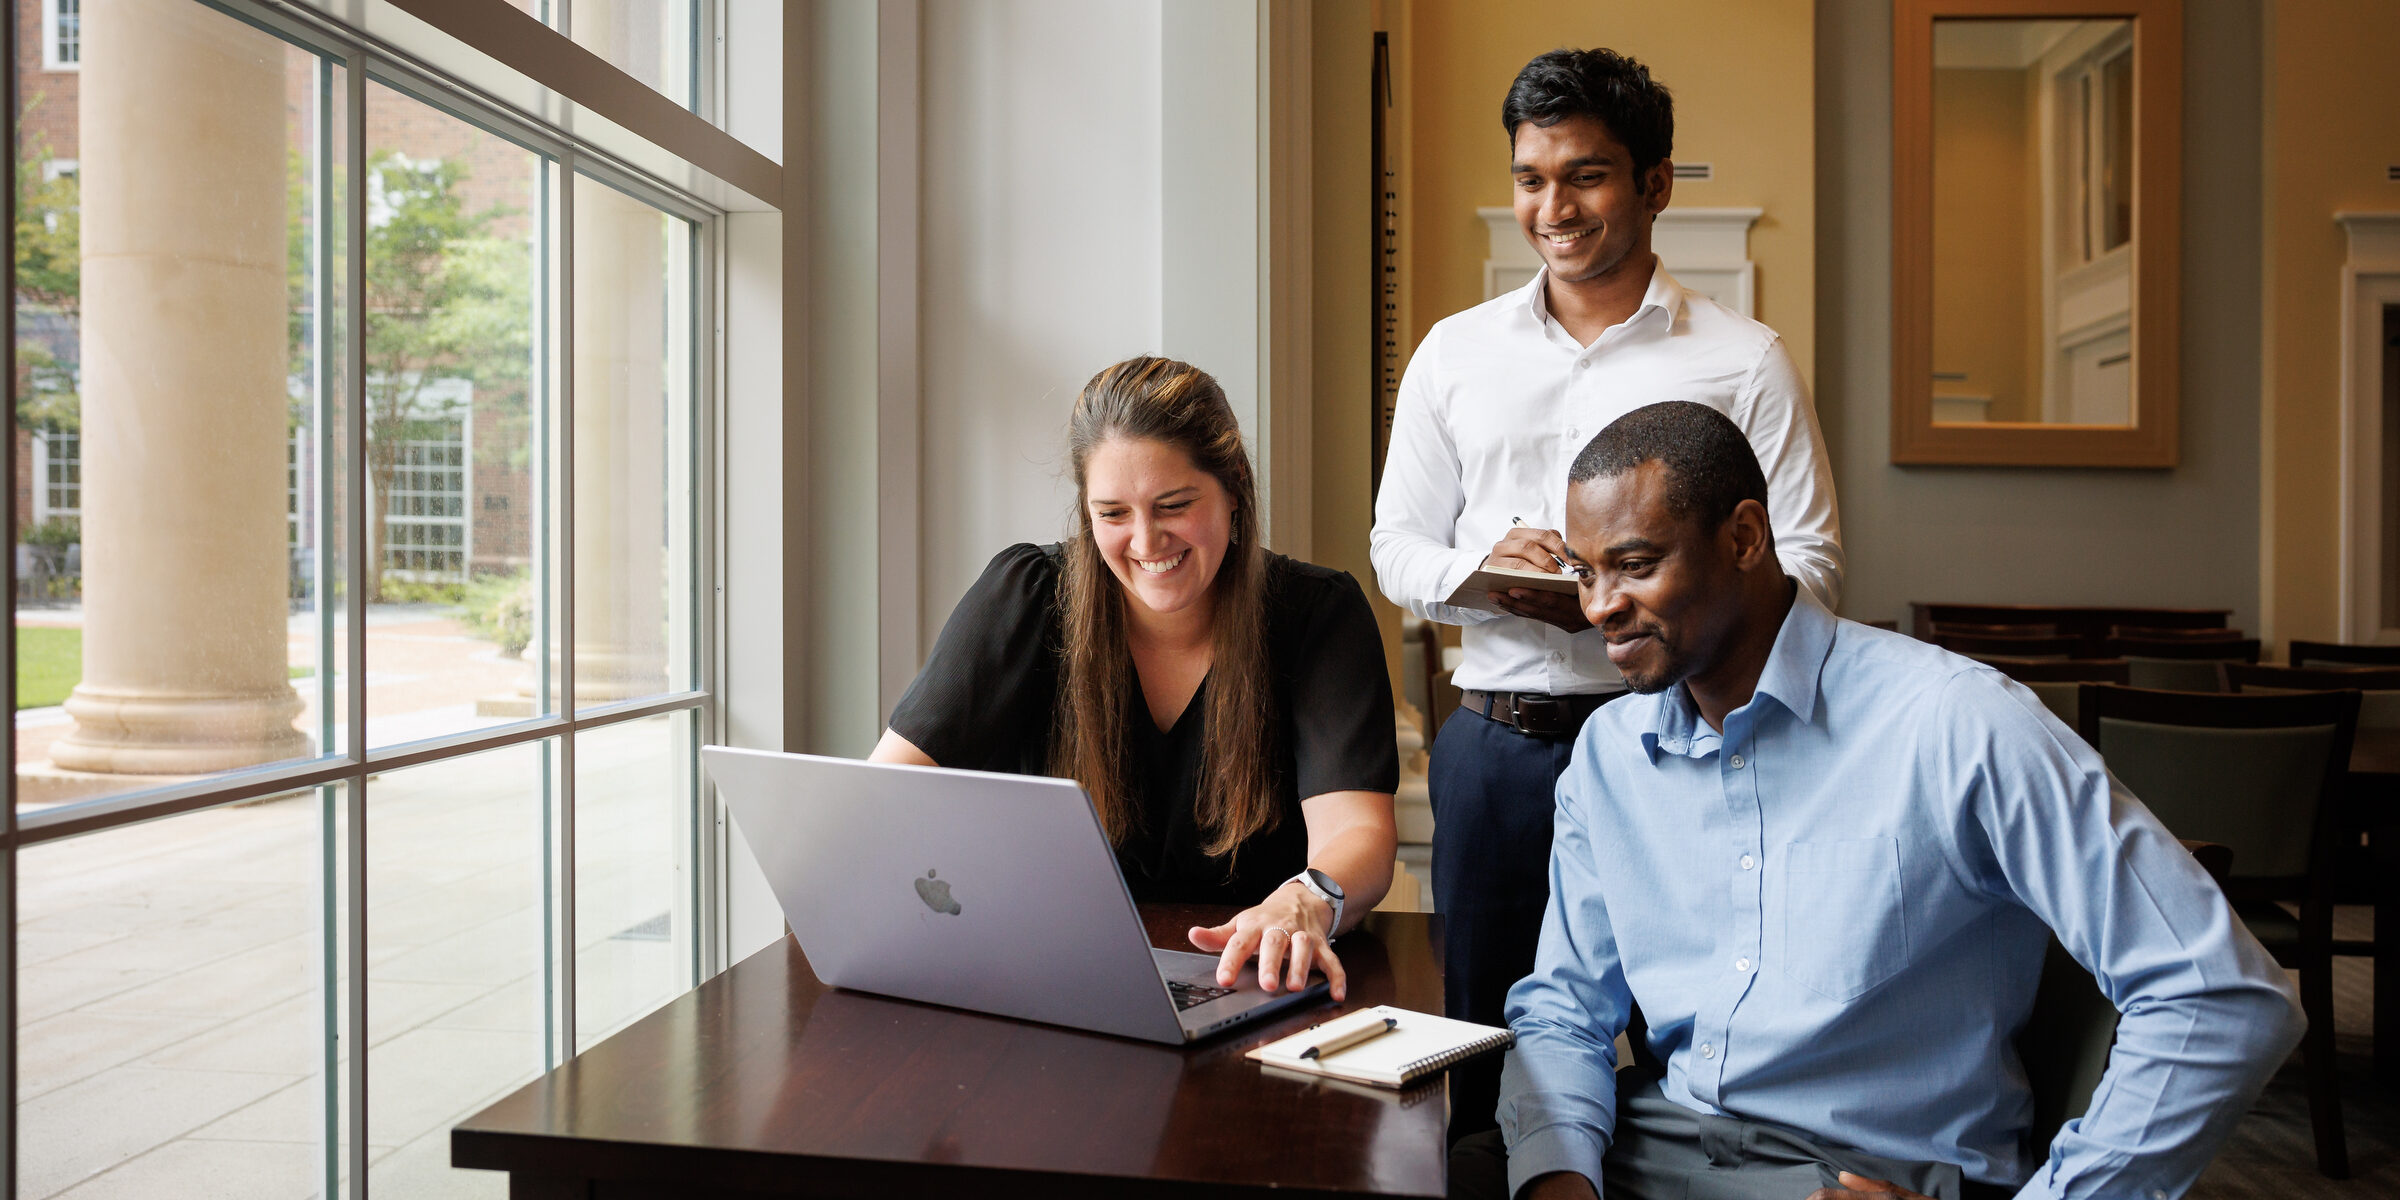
1551;652;1565;665
1728;753;1746;769
1565;425;1579;439
1699;1042;1716;1059
1734;957;1751;973
1740;854;1755;870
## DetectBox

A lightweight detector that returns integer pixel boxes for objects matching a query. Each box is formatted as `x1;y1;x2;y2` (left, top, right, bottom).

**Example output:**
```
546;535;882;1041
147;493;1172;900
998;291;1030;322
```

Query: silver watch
1288;867;1345;935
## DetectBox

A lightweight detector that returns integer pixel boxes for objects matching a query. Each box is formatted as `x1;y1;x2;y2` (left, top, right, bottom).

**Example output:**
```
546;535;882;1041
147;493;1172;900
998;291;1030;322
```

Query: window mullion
342;47;371;1200
308;51;340;1200
556;154;579;1064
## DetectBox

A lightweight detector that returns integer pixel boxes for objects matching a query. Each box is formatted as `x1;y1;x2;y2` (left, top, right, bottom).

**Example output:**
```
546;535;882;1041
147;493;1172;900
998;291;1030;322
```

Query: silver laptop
703;746;1329;1044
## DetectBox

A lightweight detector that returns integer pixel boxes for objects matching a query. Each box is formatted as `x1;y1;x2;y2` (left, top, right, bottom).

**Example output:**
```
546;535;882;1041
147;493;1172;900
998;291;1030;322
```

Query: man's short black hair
1501;48;1674;185
1568;401;1768;533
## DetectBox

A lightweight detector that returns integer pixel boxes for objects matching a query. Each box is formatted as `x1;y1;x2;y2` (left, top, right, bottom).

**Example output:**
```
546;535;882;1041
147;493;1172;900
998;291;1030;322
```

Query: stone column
568;174;670;703
49;0;307;774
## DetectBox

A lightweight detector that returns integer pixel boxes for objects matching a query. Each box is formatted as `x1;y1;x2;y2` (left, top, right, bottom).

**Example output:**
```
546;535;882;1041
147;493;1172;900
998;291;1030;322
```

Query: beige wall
1816;0;2262;629
1392;0;1816;384
2261;0;2400;649
1930;67;2038;423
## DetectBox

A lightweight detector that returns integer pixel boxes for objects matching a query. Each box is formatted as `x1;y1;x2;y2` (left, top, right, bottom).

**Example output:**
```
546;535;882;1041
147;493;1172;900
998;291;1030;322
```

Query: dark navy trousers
1428;702;1595;1142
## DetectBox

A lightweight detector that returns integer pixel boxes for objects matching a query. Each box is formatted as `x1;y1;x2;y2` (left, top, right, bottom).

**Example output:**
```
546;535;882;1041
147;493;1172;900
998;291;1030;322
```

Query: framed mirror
1893;0;2182;466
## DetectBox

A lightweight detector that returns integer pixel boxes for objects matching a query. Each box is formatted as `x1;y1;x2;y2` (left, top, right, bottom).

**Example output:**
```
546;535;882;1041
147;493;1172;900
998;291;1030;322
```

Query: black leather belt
1459;689;1616;738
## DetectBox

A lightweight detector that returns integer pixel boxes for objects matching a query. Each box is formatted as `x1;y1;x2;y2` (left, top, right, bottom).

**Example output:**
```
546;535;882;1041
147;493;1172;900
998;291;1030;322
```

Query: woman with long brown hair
871;356;1398;1000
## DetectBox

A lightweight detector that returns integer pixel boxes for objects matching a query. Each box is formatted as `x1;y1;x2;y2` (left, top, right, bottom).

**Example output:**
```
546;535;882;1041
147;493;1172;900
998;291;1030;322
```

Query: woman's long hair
1053;357;1275;861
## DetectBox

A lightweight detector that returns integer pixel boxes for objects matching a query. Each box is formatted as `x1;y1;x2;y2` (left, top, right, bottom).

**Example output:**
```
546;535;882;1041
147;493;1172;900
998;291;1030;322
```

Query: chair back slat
2109;624;2243;642
1985;659;2131;728
1935;632;2079;660
2089;719;2337;878
2223;663;2400;730
2075;685;2360;893
2107;637;2260;692
2289;639;2400;670
1931;620;2059;638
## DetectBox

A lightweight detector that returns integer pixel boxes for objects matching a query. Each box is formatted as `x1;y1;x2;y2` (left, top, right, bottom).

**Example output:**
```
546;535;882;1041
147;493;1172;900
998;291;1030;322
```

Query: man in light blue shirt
1453;402;2302;1200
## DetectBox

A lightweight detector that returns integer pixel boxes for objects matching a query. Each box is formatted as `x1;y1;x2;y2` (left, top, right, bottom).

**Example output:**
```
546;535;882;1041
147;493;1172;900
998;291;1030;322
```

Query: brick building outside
13;0;540;600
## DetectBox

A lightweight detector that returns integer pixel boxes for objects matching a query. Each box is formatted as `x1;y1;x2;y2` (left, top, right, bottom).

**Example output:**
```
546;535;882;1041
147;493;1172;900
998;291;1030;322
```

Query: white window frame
374;378;475;583
30;428;81;523
41;0;82;71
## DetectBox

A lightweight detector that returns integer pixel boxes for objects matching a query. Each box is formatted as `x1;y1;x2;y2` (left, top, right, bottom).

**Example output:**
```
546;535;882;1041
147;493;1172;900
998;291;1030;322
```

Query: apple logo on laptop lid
914;869;962;916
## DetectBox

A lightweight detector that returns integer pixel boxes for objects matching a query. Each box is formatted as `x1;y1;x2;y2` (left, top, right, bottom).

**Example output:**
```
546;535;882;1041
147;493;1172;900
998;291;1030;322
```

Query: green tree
362;151;531;600
16;95;82;434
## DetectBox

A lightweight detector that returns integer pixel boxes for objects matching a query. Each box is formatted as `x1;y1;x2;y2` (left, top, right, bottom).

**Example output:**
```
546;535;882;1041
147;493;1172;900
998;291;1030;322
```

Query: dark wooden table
453;904;1451;1198
2346;729;2399;1082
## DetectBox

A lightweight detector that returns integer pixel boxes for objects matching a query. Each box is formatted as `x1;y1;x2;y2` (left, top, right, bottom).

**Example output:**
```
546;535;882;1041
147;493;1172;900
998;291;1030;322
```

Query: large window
8;1;715;1196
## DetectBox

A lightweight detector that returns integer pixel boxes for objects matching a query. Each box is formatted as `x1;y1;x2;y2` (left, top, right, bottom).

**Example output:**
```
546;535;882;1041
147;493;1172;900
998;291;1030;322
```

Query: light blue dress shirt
1500;590;2303;1199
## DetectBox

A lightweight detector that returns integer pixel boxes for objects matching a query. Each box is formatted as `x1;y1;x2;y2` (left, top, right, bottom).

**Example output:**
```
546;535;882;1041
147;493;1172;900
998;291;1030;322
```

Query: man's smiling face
1509;113;1670;287
1563;460;1744;695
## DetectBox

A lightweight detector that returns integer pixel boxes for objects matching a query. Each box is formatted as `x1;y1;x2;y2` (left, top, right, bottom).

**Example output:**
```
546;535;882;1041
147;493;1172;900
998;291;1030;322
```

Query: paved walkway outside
16;605;539;804
15;605;692;1199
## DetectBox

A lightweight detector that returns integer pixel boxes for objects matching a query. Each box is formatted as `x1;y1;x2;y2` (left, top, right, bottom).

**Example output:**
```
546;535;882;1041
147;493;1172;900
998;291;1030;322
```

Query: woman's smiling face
1082;435;1235;620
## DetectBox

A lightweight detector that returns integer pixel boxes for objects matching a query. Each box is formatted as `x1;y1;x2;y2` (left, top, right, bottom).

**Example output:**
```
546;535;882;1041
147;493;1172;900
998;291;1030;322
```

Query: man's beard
1612;623;1692;695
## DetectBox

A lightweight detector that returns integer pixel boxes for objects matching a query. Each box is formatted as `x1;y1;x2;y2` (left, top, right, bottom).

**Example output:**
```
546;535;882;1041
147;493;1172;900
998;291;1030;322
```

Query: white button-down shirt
1369;266;1843;695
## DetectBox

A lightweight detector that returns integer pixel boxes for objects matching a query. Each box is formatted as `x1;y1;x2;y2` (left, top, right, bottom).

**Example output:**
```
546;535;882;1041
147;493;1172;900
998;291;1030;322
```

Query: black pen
1298;1014;1399;1061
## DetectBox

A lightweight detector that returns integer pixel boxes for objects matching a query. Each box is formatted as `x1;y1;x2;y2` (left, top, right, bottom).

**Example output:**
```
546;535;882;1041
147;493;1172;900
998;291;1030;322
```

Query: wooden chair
2222;663;2400;728
2076;684;2361;1178
1930;620;2058;638
1984;657;2131;728
1912;603;2232;658
2288;640;2400;670
2108;624;2243;642
2019;840;2231;1152
1415;619;1461;736
2102;636;2260;692
2222;662;2400;934
1932;632;2079;661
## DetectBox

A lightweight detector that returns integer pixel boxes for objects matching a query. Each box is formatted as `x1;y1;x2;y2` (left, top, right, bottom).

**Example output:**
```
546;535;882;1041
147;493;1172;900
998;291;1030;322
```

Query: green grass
17;626;80;709
12;628;311;708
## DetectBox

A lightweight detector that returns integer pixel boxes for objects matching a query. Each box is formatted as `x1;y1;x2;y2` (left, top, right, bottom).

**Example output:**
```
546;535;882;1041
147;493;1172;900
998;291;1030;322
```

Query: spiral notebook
1245;1005;1513;1088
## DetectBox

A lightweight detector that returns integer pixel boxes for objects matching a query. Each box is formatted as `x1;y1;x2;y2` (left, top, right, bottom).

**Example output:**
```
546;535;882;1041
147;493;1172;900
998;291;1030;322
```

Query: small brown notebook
1443;565;1579;615
1245;1005;1513;1089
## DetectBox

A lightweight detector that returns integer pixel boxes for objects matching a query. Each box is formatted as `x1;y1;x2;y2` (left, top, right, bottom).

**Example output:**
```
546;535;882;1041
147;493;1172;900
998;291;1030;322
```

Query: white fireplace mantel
2336;212;2400;643
1475;206;1763;314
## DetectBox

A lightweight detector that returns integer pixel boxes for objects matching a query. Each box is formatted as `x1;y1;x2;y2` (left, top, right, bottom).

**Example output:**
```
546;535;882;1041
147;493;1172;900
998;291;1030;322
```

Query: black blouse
888;543;1399;905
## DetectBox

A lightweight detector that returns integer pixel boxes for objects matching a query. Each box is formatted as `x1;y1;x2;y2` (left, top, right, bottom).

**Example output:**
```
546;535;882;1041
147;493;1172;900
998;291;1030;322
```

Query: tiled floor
15;712;691;1199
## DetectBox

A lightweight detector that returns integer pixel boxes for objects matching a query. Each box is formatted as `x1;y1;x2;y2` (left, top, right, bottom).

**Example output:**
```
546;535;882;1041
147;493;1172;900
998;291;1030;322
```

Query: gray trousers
1449;1076;2012;1200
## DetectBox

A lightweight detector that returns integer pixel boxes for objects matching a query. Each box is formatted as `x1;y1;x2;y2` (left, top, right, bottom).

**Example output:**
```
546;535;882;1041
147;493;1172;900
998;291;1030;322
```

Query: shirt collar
1521;261;1685;335
1639;586;1836;761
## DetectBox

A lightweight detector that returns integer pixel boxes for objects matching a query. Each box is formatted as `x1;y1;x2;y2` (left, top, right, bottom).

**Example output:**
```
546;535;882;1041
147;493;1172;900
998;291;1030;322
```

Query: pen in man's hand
1510;516;1574;575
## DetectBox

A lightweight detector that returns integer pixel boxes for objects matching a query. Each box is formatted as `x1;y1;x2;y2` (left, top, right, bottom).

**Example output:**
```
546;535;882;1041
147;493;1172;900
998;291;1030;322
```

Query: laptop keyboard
1168;980;1236;1010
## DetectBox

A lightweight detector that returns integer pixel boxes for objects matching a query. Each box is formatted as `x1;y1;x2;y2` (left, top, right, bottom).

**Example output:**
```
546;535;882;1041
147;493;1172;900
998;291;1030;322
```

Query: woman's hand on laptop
1187;886;1347;1002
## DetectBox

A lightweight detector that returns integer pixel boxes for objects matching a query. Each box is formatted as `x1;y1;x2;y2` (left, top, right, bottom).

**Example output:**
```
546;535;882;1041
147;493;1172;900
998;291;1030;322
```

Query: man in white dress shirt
1368;47;1842;1140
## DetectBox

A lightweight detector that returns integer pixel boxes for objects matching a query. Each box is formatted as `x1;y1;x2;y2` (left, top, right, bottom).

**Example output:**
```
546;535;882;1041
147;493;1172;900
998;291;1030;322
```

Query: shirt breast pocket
1777;837;1912;1003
